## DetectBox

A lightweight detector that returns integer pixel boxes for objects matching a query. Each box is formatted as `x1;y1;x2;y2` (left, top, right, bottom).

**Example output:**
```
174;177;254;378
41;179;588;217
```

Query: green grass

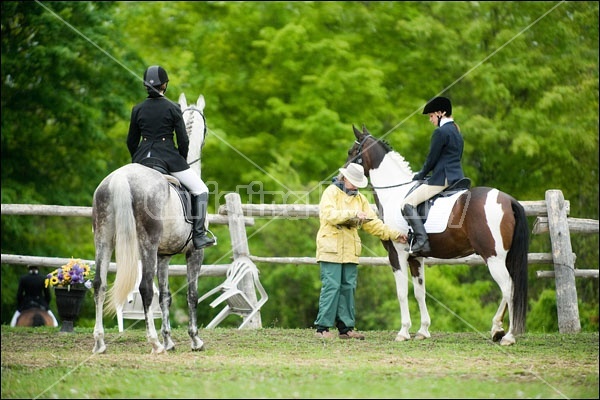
1;326;598;399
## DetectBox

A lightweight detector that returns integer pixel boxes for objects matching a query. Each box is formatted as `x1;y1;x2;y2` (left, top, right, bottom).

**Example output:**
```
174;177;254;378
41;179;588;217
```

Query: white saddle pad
423;190;467;233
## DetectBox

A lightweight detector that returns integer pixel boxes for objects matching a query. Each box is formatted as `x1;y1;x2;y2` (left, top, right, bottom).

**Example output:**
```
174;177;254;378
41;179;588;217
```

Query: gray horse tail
105;171;140;314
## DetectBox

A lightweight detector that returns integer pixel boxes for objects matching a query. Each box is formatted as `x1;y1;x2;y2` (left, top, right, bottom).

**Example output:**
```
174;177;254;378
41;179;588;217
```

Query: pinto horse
92;93;209;354
346;125;529;346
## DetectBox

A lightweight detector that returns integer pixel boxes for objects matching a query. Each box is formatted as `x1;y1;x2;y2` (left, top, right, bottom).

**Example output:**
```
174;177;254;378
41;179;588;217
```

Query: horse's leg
491;297;508;342
186;248;205;351
155;255;175;352
92;243;111;354
387;245;412;342
382;241;413;341
393;269;412;341
486;256;515;345
139;251;167;354
410;257;431;340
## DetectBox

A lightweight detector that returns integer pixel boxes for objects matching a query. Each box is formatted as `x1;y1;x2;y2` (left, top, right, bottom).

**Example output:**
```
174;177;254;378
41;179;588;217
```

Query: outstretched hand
394;234;408;244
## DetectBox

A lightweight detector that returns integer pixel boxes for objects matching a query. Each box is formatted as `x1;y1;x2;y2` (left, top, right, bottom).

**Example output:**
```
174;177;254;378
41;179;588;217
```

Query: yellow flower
45;258;95;290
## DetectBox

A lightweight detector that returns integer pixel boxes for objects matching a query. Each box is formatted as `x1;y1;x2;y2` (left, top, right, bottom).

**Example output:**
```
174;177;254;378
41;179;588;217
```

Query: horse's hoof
492;329;505;342
395;334;411;342
191;338;205;351
500;334;515;346
414;333;429;340
92;345;106;354
192;344;206;352
151;346;166;355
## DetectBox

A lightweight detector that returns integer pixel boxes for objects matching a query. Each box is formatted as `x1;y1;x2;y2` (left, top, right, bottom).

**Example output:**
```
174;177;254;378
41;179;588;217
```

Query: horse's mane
185;108;205;151
375;137;413;175
387;151;414;175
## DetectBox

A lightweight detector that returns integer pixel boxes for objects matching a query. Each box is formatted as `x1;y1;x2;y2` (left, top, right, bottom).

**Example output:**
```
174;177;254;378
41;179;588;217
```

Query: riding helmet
143;65;169;88
423;96;452;116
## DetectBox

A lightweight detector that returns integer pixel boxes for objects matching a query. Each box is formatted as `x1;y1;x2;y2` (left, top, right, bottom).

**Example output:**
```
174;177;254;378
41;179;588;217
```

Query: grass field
1;326;598;399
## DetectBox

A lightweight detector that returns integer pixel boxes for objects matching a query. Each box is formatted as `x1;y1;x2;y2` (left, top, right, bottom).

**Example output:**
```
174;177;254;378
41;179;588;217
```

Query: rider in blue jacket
401;96;465;255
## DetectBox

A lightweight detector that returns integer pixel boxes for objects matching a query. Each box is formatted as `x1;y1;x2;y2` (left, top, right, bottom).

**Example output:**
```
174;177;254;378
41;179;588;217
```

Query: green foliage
527;288;560;333
1;2;598;334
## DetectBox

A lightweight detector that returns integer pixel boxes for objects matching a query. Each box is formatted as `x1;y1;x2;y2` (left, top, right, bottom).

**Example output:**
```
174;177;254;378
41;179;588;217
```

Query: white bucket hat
339;163;368;188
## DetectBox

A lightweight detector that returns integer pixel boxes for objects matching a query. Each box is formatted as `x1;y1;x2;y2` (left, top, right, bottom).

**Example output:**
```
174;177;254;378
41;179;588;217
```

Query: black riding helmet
423;96;452;116
144;65;168;87
143;66;168;97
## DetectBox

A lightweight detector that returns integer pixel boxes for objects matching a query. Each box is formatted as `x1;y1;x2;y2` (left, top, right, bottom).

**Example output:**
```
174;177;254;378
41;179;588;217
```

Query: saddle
137;158;193;224
409;178;472;222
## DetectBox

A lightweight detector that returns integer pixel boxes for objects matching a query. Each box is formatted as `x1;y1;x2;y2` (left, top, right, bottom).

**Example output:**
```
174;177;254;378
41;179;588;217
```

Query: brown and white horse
15;308;55;327
91;93;208;354
346;125;529;346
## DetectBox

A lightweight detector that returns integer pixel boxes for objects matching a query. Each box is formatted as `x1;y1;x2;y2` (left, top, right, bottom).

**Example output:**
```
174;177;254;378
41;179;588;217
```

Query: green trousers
314;261;358;330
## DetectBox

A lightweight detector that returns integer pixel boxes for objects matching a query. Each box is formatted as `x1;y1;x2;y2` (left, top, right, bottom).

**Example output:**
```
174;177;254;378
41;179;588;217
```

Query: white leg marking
484;190;514;344
392;250;412;341
412;258;431;339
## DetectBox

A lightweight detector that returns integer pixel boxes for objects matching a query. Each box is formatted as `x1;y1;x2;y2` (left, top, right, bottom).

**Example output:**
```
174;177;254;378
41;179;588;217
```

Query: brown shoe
315;331;335;339
339;330;365;340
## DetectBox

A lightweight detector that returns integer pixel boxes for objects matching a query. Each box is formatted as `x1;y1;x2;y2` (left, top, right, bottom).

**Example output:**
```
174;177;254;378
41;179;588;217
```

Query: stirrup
206;229;218;246
407;233;428;255
408;241;430;255
193;229;217;249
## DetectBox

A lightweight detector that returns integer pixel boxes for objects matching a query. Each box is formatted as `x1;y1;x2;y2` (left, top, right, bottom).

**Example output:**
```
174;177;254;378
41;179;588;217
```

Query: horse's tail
507;197;529;335
31;312;47;327
105;172;140;316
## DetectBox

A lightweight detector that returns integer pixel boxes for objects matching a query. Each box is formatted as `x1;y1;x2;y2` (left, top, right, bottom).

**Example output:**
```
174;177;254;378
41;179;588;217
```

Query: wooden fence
1;189;598;332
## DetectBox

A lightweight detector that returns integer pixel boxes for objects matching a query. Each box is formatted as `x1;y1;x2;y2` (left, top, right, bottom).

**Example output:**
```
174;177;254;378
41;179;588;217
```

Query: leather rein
351;135;414;190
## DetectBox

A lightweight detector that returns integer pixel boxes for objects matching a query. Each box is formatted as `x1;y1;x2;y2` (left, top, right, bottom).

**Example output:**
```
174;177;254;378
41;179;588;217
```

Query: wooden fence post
225;193;262;328
545;190;581;333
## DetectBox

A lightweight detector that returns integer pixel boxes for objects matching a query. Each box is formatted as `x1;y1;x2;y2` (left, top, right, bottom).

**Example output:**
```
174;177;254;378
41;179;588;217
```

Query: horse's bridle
182;106;207;167
350;134;414;190
349;134;371;167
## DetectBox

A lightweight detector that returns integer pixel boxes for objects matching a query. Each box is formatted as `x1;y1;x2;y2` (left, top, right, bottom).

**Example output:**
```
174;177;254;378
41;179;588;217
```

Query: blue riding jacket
413;119;464;186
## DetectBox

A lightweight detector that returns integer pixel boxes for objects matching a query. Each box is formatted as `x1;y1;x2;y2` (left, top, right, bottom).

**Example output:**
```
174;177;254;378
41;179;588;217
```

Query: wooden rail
1;189;598;333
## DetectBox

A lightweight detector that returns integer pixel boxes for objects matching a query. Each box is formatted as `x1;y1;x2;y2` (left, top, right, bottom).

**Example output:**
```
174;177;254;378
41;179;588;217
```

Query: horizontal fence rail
1;188;598;333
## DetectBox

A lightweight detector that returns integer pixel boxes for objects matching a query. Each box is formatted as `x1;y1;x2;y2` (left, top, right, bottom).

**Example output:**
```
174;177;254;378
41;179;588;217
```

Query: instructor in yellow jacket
314;163;407;340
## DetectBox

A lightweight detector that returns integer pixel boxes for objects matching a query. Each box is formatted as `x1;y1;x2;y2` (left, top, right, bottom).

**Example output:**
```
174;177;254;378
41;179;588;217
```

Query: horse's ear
362;124;368;135
197;94;205;112
178;93;188;110
352;124;362;139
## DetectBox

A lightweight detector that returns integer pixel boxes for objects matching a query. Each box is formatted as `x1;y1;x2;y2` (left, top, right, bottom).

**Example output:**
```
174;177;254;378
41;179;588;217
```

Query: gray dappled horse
346;125;528;346
92;93;208;354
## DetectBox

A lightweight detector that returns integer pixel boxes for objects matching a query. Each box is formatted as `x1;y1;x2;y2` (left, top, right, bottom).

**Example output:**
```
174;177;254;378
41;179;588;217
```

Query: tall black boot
402;204;430;255
191;193;216;249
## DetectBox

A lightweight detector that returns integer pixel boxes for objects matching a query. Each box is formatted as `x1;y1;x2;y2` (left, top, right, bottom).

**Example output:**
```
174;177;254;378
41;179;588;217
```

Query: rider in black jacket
127;65;215;250
10;266;58;326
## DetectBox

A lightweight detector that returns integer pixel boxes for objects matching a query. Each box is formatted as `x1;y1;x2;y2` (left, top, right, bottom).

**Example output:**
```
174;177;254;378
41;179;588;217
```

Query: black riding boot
191;193;216;249
402;204;431;255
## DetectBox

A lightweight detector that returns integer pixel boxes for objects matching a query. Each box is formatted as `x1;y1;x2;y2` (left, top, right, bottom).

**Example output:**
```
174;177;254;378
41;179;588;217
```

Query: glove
413;171;424;181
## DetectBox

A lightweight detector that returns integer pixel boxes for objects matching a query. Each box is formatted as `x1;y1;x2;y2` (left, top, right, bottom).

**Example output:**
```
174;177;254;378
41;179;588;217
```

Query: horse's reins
182;106;207;167
352;134;414;190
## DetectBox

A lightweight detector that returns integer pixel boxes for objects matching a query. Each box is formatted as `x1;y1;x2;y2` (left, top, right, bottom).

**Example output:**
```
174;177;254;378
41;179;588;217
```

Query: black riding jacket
126;95;190;172
17;272;51;311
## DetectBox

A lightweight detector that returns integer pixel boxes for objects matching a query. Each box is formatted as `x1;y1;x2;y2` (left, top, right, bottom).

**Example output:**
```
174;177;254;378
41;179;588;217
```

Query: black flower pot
54;287;87;333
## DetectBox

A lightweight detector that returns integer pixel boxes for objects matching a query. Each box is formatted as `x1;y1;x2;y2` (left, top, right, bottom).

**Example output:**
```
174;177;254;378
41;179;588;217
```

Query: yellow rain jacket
316;184;403;264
